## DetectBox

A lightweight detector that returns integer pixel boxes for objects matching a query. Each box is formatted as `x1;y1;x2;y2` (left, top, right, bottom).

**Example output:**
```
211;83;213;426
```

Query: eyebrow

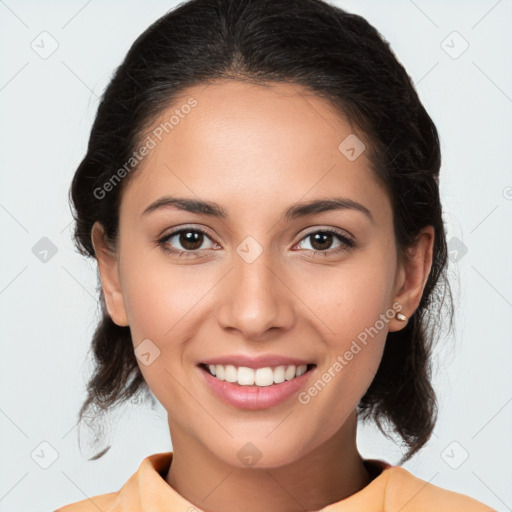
142;195;374;223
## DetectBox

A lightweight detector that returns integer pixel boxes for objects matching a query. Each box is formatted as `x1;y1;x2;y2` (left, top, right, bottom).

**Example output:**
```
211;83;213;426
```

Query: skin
92;80;433;512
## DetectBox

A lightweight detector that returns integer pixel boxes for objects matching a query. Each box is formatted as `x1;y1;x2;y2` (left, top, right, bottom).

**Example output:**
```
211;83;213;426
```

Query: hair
70;0;453;464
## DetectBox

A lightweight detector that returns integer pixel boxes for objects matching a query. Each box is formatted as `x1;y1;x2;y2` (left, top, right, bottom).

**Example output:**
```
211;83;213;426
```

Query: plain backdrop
0;1;511;510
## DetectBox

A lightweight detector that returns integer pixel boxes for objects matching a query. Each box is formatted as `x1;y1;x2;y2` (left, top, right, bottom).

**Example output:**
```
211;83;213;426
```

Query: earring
396;312;407;322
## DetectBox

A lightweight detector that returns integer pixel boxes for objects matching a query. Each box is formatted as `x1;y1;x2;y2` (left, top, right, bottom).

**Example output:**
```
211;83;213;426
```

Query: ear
388;225;434;332
91;222;129;327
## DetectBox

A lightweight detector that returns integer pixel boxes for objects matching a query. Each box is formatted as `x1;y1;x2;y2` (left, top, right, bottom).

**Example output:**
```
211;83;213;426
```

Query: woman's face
95;80;424;468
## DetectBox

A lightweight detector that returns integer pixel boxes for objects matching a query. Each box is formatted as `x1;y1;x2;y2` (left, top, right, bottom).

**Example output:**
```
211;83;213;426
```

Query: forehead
121;80;390;222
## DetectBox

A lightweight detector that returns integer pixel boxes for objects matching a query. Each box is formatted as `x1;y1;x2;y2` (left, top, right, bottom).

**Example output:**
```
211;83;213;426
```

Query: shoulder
383;466;496;511
53;452;172;512
54;491;118;512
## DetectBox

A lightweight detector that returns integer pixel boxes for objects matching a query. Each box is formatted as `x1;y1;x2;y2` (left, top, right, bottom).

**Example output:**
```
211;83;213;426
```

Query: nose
215;248;296;340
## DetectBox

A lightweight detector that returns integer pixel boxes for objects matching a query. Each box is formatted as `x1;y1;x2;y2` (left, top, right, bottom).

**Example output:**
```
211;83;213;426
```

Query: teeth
205;364;309;386
224;364;237;382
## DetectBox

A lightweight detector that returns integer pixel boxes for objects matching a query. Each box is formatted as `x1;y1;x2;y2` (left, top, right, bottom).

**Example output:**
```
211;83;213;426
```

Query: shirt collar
114;452;394;511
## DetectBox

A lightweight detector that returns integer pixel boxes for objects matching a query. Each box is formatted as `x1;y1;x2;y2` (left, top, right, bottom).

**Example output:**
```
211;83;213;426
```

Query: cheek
298;248;397;343
117;248;222;405
297;313;388;441
119;242;215;343
118;258;212;406
293;247;395;416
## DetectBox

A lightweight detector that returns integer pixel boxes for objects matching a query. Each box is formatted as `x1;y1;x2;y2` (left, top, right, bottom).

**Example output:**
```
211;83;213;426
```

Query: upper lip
200;354;315;370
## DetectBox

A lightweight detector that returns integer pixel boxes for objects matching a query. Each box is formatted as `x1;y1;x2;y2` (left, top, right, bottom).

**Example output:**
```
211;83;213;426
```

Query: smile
198;363;317;410
200;363;315;387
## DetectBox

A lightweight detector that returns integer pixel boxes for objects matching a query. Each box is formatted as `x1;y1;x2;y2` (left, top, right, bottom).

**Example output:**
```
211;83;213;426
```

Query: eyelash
156;226;356;259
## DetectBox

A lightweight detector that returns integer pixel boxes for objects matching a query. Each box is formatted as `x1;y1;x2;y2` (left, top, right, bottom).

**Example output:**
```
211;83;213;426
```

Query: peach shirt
55;452;495;512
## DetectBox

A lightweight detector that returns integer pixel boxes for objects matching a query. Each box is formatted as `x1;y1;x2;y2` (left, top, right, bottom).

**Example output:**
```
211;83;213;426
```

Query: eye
157;226;219;257
294;228;355;255
157;226;356;259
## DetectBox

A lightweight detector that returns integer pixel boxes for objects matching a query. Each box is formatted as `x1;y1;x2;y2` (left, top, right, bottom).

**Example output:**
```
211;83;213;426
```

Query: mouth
198;362;317;387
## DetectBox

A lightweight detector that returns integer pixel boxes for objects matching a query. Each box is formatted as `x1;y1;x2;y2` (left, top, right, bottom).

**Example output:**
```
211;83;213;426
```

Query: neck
165;411;372;512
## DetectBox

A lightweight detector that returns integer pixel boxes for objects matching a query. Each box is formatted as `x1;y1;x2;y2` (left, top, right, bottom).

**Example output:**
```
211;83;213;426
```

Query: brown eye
295;229;355;254
158;227;218;257
178;230;205;250
309;232;335;251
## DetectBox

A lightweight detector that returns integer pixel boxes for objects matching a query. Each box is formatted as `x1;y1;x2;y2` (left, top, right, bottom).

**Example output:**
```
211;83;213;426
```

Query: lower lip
198;365;316;410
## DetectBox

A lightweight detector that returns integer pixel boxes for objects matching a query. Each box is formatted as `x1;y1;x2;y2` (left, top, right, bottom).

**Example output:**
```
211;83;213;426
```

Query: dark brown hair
70;0;452;463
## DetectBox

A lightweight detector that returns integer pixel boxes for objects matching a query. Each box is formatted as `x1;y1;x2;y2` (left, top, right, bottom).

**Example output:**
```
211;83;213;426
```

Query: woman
56;0;495;510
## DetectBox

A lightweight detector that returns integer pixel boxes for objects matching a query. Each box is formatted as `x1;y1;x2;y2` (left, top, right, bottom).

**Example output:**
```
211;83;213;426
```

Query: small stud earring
396;312;407;322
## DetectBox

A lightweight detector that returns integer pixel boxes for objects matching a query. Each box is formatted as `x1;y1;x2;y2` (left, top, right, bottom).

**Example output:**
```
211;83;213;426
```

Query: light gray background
1;1;511;511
